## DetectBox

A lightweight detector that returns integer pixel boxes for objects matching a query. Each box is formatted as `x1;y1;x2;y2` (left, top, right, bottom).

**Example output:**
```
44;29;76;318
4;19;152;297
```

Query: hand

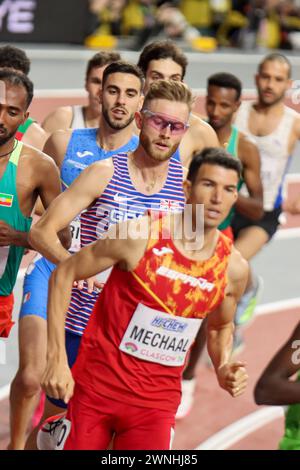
74;276;104;294
0;220;18;246
216;361;248;397
282;199;300;215
41;358;75;404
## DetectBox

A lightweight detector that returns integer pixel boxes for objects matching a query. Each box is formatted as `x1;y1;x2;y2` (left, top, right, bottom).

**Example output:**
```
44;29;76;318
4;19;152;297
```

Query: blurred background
0;0;300;52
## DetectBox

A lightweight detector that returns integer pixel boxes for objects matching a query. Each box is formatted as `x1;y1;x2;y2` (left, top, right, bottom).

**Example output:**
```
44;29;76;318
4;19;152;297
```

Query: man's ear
135;111;142;130
23;111;29;125
183;179;192;203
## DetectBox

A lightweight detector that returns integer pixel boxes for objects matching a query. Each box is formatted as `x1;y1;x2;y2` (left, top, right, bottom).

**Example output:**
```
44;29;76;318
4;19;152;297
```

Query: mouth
206;208;221;219
111;108;126;118
0;129;6;136
154;141;170;151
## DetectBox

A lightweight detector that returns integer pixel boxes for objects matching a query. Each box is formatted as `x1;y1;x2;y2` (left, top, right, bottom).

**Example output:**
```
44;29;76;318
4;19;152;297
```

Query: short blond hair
143;80;193;112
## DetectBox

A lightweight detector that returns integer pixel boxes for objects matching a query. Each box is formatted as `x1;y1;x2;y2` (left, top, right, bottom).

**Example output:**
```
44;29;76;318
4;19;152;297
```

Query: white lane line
0;384;10;402
34;89;87;98
274;227;300;240
195;407;284;450
256;297;300;316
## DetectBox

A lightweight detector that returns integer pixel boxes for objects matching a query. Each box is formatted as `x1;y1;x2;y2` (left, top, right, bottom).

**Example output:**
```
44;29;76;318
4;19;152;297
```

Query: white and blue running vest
65;151;185;336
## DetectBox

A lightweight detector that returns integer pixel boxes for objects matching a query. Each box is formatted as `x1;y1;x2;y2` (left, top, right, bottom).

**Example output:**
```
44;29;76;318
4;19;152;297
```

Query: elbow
28;224;43;251
253;205;264;221
254;378;273;405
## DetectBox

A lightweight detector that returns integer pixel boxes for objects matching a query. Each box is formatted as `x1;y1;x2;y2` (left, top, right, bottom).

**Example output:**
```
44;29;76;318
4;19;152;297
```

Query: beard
0;126;17;146
258;89;285;107
140;133;179;162
102;106;135;130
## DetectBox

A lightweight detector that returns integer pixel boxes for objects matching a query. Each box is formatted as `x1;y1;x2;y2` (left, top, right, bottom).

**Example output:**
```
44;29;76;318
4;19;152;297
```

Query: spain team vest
218;125;243;230
72;214;232;413
0;140;32;295
65;152;185;336
15;117;35;141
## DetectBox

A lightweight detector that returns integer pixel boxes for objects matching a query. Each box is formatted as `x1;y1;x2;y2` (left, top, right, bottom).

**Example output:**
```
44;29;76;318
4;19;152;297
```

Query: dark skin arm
254;321;300;406
235;134;264;220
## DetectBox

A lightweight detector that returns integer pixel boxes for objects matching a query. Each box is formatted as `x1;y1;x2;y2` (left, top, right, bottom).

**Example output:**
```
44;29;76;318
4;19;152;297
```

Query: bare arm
207;248;249;397
29;159;113;264
22;122;48;150
180;116;219;168
254;322;300;405
43;218;148;402
0;151;69;250
42;106;73;134
282;117;300;214
236;135;264;220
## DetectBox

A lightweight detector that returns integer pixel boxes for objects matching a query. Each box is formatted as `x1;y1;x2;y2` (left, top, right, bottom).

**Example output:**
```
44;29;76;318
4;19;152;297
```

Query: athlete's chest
133;244;227;318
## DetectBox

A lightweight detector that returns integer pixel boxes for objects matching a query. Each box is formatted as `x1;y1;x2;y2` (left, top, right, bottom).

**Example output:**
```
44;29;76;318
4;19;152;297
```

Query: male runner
9;61;142;450
0;69;69;339
0;45;47;149
234;53;300;325
177;72;264;417
255;321;300;450
40;149;249;450
137;40;220;167
28;81;193;445
42;51;121;133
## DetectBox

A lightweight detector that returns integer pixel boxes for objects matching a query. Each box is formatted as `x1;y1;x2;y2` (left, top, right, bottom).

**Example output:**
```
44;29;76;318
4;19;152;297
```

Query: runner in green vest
0;68;69;338
0;44;47;150
255;321;300;451
205;73;263;240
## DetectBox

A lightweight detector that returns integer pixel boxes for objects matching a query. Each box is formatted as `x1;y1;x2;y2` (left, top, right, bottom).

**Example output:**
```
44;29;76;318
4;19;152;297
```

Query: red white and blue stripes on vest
65;151;185;336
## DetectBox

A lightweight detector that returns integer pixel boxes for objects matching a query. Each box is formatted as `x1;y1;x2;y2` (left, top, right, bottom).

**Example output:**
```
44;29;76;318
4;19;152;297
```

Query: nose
211;186;222;204
116;91;126;105
159;122;172;138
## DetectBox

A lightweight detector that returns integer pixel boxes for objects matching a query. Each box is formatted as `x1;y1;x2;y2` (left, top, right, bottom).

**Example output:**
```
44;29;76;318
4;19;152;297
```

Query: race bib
70;215;81;253
0;246;10;278
119;303;202;367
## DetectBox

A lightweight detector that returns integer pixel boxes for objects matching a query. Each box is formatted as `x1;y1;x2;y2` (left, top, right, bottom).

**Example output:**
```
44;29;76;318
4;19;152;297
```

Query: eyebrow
200;178;237;188
106;85;138;93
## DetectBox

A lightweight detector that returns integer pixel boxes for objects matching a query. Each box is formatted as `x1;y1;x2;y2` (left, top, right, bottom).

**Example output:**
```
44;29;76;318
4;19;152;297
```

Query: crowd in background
88;0;300;50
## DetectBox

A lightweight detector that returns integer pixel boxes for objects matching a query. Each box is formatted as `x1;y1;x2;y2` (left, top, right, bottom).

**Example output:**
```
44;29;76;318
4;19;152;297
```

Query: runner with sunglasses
29;79;193;427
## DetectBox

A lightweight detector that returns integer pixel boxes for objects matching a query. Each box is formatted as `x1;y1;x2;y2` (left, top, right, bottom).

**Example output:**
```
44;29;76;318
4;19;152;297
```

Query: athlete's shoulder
80;157;114;181
42;106;73;134
189;113;219;146
227;246;248;283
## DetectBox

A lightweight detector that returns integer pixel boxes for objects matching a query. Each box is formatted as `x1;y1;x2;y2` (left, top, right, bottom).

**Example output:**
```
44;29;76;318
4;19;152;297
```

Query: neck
255;99;284;115
172;211;218;258
97;116;134;151
0;136;16;159
84;104;101;124
215;122;233;147
132;144;171;175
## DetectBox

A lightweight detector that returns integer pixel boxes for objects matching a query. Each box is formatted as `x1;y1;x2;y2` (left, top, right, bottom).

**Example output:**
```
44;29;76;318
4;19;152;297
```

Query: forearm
47;266;74;361
207;323;234;371
235;194;264;221
10;230;32;249
255;377;300;406
183;319;207;379
29;224;70;264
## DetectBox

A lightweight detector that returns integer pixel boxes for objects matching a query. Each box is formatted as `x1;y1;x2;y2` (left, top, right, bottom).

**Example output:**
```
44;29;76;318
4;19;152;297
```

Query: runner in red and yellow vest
40;149;249;450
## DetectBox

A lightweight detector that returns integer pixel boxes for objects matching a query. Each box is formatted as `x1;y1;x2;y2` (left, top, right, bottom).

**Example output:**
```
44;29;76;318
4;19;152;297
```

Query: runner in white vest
42;51;121;134
234;53;300;328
